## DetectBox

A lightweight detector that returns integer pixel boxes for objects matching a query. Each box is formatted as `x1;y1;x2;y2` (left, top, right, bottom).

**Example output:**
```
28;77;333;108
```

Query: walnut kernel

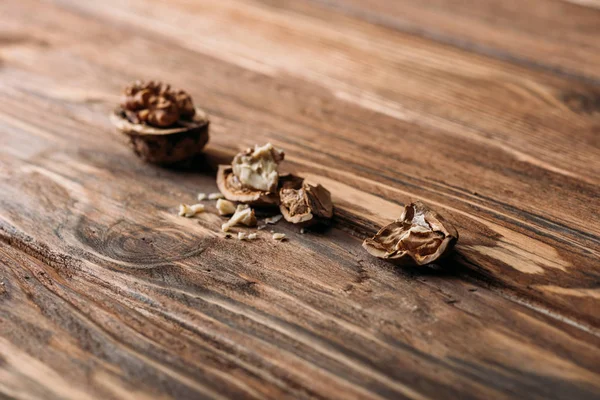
232;143;284;193
121;81;195;128
272;233;286;241
178;203;205;217
222;204;257;232
216;199;237;216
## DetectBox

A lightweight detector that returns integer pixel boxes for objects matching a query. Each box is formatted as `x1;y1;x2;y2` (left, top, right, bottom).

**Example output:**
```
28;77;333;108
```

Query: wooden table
1;0;599;398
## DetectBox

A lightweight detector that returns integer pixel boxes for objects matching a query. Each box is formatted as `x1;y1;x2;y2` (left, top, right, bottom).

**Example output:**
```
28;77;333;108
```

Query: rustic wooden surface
1;0;599;398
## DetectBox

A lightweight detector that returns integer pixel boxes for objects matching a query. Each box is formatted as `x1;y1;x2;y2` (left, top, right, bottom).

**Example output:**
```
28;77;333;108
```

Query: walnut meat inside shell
111;80;209;165
216;165;279;206
279;175;333;226
231;143;284;193
362;202;458;265
121;81;195;128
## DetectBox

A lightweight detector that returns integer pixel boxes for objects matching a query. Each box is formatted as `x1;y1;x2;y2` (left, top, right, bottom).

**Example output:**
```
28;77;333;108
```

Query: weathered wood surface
0;0;599;398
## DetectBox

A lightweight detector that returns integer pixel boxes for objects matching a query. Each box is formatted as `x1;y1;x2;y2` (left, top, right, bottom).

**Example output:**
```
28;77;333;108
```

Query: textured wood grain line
2;211;600;399
40;0;600;182
1;100;600;395
564;0;600;9
293;0;600;82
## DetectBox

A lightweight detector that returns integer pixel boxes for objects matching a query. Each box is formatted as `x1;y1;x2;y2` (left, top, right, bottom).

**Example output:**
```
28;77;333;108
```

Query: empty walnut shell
216;165;279;206
362;201;458;265
110;107;209;165
279;175;333;226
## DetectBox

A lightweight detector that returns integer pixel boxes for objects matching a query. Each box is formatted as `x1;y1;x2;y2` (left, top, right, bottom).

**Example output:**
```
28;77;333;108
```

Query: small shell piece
178;203;205;217
362;202;458;265
197;193;207;201
279;175;333;226
222;204;257;232
216;199;237;216
208;192;225;200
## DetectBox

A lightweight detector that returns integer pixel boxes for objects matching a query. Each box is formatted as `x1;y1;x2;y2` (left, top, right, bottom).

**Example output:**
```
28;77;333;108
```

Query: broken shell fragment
216;199;237;216
216;165;279;206
279;175;333;226
232;143;284;193
362;202;458;265
221;204;257;232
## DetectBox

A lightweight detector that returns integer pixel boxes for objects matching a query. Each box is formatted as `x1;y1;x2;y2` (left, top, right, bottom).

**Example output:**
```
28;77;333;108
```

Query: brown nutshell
111;80;209;165
110;107;209;165
216;165;279;206
362;201;458;265
279;175;333;226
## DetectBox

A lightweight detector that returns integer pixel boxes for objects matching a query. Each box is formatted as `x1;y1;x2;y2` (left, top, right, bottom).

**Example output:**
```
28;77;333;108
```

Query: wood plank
4;0;597;325
2;105;600;398
296;0;600;81
0;0;599;398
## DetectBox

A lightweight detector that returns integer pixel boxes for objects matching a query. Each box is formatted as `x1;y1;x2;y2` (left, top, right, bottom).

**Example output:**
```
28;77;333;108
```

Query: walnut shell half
279;175;333;226
110;107;209;165
216;165;279;206
362;201;458;266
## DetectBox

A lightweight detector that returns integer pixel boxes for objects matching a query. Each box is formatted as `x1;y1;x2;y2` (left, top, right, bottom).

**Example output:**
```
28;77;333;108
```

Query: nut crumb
216;199;237;216
179;203;205;217
222;204;257;232
300;228;305;234
265;214;283;224
238;232;258;241
272;233;286;241
197;193;207;201
208;192;224;200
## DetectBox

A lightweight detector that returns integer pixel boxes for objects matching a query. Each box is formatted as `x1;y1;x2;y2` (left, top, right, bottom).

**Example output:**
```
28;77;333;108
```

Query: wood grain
0;0;599;398
301;0;600;82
